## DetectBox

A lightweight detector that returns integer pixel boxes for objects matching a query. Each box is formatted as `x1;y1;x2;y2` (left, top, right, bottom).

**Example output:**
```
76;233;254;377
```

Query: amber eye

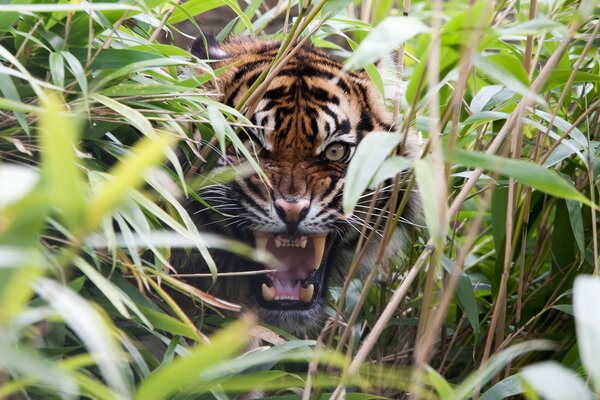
324;142;349;162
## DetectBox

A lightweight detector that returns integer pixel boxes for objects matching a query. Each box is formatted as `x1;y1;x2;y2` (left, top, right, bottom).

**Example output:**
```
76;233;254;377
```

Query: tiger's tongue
267;239;315;284
259;235;325;299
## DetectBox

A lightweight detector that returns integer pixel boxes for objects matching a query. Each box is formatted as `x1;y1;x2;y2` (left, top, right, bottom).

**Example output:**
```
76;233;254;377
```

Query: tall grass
0;0;598;399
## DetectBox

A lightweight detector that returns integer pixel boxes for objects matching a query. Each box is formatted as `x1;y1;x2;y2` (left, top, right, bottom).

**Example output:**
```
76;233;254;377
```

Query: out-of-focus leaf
450;340;553;400
0;165;38;208
368;156;412;189
0;344;78;399
414;159;447;246
470;85;503;113
73;257;151;327
0;97;42;113
497;19;567;36
345;17;429;70
85;131;176;230
574;275;600;389
343;131;402;215
521;362;592;400
34;278;130;398
39;94;85;231
426;366;453;398
134;316;255;400
0;3;140;11
168;0;225;24
0;247;45;325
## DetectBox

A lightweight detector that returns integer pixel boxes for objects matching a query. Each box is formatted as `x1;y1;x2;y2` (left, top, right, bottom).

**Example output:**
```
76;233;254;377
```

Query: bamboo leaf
134;316;255;400
85;131;177;230
521;362;592;400
345;16;429;70
446;149;597;210
574;275;600;390
343;131;402;215
414;159;448;246
38;93;85;231
34;278;131;398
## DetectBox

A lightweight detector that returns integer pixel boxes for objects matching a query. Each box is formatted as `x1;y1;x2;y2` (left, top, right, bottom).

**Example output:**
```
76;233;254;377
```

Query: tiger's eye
324;143;348;162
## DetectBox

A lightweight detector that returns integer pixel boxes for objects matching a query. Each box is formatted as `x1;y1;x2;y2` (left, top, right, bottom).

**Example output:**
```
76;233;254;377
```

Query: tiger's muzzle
252;232;336;310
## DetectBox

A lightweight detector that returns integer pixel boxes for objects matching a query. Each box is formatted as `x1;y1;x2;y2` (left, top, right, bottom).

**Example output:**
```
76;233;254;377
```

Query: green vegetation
0;0;599;398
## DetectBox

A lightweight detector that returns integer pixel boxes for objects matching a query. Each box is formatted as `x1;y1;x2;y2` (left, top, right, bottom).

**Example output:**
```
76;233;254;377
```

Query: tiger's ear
191;35;230;61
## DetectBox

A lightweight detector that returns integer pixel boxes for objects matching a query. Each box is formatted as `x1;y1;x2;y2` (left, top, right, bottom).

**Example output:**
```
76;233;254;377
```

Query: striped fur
177;38;421;333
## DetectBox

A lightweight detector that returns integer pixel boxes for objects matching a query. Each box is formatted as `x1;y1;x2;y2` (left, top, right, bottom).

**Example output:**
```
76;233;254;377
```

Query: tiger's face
186;38;419;332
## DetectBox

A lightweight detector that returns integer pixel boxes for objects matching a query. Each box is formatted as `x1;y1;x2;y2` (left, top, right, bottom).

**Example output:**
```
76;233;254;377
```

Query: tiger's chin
247;232;337;333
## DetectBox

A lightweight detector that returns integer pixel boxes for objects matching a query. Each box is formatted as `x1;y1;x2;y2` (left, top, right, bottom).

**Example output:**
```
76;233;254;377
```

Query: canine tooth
275;239;282;248
300;238;307;248
300;284;314;303
313;236;326;269
255;236;268;251
261;284;275;301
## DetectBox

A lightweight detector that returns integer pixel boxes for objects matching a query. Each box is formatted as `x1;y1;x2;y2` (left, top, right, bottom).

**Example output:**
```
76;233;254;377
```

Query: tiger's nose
274;198;310;227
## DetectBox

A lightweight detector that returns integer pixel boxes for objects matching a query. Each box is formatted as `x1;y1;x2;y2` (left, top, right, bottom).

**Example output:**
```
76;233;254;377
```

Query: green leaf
91;94;154;136
168;0;226;24
480;375;523;400
497;19;568;36
34;278;131;398
450;340;554;400
446;149;597;210
343;131;402;215
426;366;453;398
345;17;429;70
49;52;65;88
414;159;447;245
0;73;29;134
521;362;592;400
61;51;88;103
473;54;546;106
368;156;412;189
565;200;585;257
134;316;255;400
574;275;600;390
38;94;85;231
85;131;177;230
73;257;152;327
0;3;140;12
0;344;78;399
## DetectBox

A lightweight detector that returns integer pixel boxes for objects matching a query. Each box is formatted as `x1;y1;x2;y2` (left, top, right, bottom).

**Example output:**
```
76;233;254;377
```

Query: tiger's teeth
262;283;275;301
299;284;314;303
255;236;268;251
275;238;282;248
300;238;307;248
313;236;326;270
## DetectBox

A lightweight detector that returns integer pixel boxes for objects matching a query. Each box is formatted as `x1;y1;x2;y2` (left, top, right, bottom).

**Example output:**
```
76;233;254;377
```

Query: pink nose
274;198;310;222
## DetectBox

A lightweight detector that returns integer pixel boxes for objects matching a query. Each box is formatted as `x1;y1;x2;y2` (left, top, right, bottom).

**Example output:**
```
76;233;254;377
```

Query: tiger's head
184;38;420;332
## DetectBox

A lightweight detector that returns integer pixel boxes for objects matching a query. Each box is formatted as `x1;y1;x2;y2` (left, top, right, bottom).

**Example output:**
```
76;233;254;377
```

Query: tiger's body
176;38;420;333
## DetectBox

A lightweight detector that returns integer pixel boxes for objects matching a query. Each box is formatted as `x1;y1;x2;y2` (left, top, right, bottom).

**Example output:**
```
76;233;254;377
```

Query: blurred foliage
0;0;599;399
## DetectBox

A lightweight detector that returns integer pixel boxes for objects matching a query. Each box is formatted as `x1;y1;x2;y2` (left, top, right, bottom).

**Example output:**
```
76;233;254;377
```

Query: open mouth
252;232;335;310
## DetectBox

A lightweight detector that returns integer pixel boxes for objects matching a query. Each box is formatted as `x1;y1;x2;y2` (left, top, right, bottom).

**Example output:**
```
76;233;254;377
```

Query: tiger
175;37;421;334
